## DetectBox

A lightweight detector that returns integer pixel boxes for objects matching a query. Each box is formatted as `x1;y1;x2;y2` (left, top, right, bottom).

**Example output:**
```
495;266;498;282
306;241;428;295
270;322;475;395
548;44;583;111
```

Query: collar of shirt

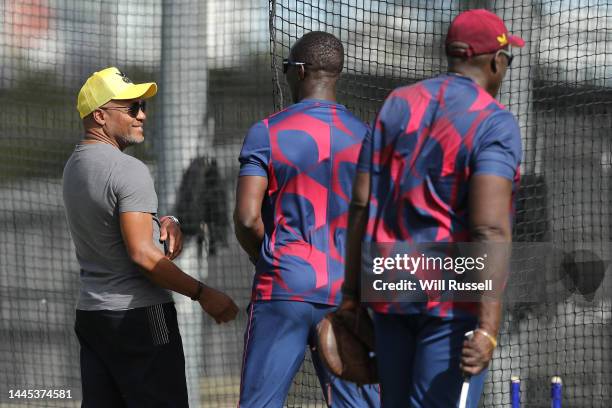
299;98;345;107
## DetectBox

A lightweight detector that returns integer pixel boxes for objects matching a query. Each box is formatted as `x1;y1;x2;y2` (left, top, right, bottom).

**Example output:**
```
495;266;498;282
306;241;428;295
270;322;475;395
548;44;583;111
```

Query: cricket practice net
0;0;610;407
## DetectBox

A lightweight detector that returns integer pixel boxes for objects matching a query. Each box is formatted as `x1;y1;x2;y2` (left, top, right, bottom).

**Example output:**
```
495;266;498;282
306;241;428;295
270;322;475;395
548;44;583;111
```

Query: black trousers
75;303;189;408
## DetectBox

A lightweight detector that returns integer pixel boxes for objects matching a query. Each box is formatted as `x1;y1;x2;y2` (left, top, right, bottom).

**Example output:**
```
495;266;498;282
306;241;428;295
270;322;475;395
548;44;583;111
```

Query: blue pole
510;376;520;408
551;376;562;408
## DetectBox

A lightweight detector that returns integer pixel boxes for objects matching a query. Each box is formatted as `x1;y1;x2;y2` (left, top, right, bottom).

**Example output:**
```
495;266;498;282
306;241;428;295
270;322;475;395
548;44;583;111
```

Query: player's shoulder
68;142;129;169
267;101;306;123
476;108;521;144
483;105;519;129
459;78;506;113
389;80;425;98
107;155;155;196
386;77;439;107
114;147;143;165
247;118;270;134
267;99;362;128
112;150;151;178
333;103;367;127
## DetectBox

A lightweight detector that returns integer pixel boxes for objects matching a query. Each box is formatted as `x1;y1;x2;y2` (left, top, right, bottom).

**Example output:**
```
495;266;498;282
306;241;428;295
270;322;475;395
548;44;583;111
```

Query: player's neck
298;80;337;103
448;67;495;97
82;129;121;150
299;92;336;103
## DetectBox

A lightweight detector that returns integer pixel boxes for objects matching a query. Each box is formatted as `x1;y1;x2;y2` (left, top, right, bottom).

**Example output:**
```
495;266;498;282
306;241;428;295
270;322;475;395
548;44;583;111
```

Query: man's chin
121;135;145;146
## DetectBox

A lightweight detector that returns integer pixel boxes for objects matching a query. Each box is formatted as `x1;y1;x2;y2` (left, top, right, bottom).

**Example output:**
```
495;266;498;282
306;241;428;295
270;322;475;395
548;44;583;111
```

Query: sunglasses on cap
282;58;310;74
498;49;514;67
101;100;147;118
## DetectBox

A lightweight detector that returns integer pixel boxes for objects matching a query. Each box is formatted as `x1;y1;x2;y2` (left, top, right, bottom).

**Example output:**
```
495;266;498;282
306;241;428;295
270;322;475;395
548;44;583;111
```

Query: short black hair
290;31;344;75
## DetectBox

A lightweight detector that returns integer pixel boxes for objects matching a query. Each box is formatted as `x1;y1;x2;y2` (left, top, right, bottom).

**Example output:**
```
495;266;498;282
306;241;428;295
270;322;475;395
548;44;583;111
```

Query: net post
159;2;208;406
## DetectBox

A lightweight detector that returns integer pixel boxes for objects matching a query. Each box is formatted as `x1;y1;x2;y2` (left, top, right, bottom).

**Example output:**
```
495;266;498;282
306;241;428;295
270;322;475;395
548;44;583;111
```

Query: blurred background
0;0;610;406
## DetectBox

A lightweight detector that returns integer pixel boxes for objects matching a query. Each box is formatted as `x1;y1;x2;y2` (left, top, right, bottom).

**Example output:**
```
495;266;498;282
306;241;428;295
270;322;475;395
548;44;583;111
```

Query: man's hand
198;285;239;324
460;330;495;376
160;216;183;260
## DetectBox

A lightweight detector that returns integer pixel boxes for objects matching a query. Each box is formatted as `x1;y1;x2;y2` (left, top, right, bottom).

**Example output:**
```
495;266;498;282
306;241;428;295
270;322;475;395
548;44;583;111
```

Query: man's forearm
131;245;201;299
147;257;203;299
475;242;506;338
471;226;511;338
477;300;502;337
138;250;238;323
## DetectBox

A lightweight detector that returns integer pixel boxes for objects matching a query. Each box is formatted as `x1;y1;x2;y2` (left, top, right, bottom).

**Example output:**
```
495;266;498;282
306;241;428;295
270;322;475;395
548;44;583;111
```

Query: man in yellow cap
63;67;238;407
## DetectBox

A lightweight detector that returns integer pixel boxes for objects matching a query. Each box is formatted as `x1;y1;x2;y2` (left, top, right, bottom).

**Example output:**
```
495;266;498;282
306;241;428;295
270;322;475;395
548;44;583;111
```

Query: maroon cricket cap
446;9;525;57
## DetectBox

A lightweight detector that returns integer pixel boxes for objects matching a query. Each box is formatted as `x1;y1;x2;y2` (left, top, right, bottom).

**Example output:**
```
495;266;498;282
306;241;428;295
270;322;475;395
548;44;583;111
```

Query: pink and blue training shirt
239;99;369;306
358;73;522;317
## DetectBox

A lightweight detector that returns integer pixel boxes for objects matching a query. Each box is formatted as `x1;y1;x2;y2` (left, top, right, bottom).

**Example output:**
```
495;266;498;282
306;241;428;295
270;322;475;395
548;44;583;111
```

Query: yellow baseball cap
77;67;157;119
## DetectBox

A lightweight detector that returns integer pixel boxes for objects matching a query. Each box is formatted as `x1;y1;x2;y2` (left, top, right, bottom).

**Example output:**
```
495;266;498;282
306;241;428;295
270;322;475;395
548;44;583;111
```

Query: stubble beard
118;132;144;147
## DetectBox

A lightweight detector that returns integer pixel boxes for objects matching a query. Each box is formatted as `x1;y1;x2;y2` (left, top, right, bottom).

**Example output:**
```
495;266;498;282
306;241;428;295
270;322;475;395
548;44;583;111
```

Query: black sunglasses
282;58;309;74
102;101;147;118
498;49;514;67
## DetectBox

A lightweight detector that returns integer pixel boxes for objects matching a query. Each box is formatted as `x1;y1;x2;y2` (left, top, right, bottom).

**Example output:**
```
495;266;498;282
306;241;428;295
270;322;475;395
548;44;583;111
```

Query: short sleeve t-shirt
239;99;369;305
358;74;522;317
62;143;172;310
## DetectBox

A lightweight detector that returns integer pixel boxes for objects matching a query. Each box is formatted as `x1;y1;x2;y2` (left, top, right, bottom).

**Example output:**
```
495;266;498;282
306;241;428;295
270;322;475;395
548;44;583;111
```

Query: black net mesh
1;0;272;406
0;0;610;407
270;0;611;407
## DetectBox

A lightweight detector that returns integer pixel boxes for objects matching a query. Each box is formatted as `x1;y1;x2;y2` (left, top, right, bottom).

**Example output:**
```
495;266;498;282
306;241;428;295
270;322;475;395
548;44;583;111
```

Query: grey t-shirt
62;143;172;310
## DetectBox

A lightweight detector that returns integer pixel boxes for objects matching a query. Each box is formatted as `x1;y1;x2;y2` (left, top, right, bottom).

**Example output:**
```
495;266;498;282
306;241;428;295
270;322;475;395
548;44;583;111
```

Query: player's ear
490;55;498;74
297;65;306;80
91;109;106;126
